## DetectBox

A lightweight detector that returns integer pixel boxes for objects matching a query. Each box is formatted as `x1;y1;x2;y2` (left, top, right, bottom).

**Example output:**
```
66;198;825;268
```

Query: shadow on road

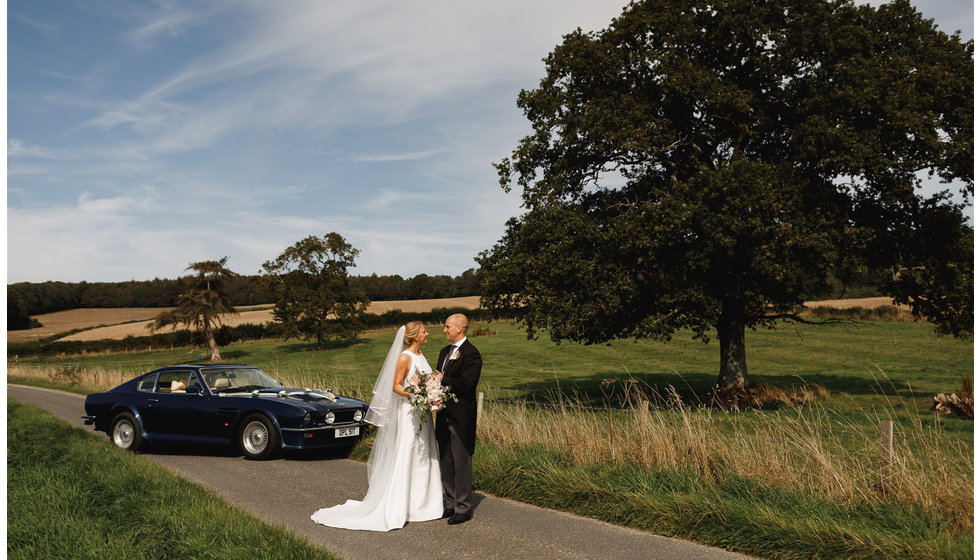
138;441;357;462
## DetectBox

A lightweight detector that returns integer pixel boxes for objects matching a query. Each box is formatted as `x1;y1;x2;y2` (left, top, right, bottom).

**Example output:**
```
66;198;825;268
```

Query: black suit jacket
435;339;482;455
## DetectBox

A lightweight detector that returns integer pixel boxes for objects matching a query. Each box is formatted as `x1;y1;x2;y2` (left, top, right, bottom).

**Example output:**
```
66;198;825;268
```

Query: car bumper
82;414;96;425
279;422;370;449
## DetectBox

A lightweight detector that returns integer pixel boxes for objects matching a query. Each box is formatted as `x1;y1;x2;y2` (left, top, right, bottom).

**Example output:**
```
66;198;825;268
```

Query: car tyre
110;412;142;452
238;413;279;460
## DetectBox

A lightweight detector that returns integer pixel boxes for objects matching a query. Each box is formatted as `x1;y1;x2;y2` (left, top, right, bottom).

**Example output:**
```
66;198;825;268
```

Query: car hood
216;388;365;411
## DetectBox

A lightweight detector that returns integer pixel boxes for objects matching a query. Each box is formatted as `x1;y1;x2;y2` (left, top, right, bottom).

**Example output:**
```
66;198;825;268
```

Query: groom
435;313;483;525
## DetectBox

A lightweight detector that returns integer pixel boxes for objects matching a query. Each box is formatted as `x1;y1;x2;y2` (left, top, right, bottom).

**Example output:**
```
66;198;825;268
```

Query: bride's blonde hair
403;321;424;347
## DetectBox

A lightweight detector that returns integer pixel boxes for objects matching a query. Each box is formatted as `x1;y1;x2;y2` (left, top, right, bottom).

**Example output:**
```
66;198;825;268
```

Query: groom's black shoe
441;509;454;519
448;512;472;525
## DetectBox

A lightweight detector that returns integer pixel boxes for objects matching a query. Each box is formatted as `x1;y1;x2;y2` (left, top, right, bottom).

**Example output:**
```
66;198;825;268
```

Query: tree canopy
261;233;370;348
479;0;973;393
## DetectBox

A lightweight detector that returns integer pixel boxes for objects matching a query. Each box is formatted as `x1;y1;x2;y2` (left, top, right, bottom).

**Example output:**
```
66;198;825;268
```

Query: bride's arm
392;354;412;398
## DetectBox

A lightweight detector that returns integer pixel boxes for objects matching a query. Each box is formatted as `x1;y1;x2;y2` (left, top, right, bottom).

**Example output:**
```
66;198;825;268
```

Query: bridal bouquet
404;370;456;434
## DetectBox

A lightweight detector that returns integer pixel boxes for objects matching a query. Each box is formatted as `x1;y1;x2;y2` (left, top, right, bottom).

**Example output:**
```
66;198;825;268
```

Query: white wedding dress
311;348;443;531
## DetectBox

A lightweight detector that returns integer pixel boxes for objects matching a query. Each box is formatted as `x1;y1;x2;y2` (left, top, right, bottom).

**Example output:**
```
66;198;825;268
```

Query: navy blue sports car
82;364;370;460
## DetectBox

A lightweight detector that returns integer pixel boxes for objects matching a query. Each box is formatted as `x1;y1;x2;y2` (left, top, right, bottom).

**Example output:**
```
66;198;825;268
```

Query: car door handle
148;398;159;403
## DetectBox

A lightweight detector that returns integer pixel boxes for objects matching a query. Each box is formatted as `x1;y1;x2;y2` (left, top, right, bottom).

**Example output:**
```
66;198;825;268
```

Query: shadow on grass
504;371;717;407
798;373;929;399
278;338;365;353
500;369;928;407
213;350;250;360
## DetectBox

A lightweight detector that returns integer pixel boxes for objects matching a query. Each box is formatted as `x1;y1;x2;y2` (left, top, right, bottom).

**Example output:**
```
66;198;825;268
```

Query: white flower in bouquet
405;370;457;434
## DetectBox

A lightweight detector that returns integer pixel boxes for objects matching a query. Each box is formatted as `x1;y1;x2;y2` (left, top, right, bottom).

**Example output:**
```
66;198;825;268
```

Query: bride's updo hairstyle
403;321;424;347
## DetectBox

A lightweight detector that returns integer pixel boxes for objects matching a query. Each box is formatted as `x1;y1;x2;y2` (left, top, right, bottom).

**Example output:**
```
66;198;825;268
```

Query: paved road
9;384;756;560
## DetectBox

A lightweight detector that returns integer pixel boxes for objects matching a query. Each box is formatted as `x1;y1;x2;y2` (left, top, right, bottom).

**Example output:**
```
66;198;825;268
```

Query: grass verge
6;398;342;560
472;445;970;560
472;387;972;560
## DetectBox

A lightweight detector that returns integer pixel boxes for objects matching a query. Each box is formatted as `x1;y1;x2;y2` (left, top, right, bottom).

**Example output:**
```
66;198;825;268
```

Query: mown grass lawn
6;398;341;560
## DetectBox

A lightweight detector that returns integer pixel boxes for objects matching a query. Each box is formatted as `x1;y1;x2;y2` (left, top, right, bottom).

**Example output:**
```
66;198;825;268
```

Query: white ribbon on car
219;390;337;402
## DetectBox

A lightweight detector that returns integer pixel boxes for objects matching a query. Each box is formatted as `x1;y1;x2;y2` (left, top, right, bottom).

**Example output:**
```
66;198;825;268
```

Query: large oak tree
479;0;973;392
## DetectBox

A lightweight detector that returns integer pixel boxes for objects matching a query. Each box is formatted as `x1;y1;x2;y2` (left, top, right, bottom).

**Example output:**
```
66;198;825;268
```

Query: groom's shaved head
444;313;469;343
448;313;469;332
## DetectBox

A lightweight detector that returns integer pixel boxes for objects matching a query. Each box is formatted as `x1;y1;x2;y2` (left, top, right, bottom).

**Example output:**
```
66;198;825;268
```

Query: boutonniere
449;348;461;362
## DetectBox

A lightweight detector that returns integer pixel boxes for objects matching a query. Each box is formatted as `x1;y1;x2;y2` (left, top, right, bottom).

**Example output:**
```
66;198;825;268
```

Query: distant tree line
7;269;483;330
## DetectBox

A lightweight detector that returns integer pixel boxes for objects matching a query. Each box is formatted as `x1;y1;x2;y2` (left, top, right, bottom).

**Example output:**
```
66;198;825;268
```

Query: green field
7;399;341;560
7;319;974;559
9;319;972;417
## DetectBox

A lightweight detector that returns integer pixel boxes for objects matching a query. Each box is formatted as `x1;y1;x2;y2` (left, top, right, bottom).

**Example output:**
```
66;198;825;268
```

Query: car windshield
201;367;282;393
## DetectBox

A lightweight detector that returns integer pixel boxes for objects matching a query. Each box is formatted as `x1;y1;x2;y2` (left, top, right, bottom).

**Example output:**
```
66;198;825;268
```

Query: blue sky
6;1;974;283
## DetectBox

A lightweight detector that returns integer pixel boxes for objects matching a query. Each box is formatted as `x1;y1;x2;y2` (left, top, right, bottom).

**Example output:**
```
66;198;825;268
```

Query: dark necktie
442;345;456;371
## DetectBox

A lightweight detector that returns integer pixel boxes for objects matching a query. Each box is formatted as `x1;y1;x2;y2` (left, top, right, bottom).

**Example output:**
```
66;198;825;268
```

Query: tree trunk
716;299;748;391
207;333;221;361
204;321;221;361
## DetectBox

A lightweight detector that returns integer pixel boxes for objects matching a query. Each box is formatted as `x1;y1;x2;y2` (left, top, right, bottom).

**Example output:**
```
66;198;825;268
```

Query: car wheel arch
109;410;144;452
108;405;144;433
234;408;285;435
236;411;282;460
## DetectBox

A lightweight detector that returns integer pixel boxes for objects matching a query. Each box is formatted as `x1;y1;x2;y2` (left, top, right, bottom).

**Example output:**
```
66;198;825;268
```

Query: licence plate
335;426;360;438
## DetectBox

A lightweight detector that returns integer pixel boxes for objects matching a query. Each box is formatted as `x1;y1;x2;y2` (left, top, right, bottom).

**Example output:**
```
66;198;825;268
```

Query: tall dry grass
265;366;371;401
478;376;973;530
8;364;140;392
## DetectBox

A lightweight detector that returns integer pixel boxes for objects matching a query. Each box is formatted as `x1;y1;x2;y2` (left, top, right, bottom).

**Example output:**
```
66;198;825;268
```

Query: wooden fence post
477;391;484;424
879;420;894;493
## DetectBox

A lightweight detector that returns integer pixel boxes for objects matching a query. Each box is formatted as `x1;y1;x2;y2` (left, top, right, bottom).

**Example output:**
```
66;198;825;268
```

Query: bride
311;322;443;531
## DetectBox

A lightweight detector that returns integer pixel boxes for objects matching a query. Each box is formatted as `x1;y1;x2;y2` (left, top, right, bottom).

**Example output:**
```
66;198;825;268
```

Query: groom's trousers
439;424;473;514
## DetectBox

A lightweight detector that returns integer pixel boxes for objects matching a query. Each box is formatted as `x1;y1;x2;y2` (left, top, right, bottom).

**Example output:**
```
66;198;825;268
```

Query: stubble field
9;296;482;344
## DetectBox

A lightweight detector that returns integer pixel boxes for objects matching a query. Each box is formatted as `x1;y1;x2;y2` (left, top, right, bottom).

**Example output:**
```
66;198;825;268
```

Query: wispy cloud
12;13;59;35
86;1;628;154
8;139;71;159
125;0;230;44
352;149;447;163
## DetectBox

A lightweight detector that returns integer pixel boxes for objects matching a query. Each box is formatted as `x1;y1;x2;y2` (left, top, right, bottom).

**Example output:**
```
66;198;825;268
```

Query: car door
129;373;162;433
140;369;195;437
182;371;229;442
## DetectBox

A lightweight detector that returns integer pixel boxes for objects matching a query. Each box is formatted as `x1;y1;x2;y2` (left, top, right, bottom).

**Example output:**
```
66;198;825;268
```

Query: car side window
156;371;192;394
137;375;157;392
186;372;202;393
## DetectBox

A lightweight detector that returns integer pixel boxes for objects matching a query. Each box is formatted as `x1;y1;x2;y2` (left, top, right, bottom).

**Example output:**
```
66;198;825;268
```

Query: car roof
151;364;254;372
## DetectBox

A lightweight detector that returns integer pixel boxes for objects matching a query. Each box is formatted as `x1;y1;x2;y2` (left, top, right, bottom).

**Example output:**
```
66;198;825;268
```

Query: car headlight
303;412;312;425
354;409;363;422
325;412;335;424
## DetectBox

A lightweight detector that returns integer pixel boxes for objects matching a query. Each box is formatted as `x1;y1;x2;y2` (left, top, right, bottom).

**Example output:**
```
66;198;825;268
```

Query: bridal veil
364;325;405;484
